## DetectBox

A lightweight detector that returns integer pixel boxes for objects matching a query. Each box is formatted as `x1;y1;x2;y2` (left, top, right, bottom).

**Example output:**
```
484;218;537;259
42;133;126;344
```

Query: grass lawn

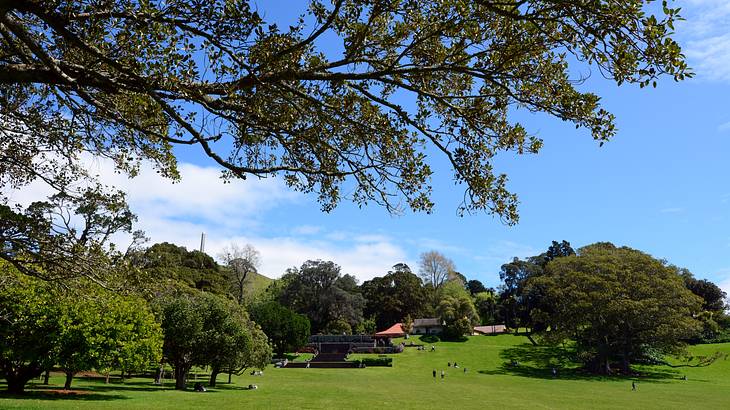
2;334;729;409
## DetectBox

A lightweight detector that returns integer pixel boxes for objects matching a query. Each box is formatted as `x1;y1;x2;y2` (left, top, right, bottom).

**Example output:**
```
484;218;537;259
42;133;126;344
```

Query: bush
351;357;393;367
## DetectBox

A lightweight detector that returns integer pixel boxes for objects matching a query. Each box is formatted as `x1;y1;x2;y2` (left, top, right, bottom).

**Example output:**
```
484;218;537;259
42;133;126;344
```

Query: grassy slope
2;335;729;409
243;271;273;300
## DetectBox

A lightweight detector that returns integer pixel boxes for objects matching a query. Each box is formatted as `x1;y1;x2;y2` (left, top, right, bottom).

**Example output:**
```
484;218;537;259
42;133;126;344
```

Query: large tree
0;267;63;394
436;282;480;340
155;291;265;390
0;263;162;393
56;292;162;389
361;263;428;330
249;301;310;357
497;240;575;333
527;243;703;374
279;260;365;333
1;1;689;280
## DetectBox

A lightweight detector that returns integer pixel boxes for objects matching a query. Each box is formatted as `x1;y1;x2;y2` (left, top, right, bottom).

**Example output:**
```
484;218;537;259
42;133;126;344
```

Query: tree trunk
63;371;74;390
622;347;631;374
209;366;220;387
105;371;110;384
228;371;232;384
6;377;27;394
43;370;50;385
5;364;41;394
174;365;189;390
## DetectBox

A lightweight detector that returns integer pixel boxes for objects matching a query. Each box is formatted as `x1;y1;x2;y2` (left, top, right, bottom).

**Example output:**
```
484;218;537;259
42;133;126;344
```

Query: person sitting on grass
193;382;206;392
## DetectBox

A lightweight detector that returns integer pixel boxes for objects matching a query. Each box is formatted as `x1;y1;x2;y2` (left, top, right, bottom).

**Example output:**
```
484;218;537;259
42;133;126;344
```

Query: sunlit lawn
2;334;729;409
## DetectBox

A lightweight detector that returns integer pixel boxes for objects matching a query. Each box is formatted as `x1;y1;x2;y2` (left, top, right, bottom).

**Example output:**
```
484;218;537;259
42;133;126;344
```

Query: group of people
433;361;468;380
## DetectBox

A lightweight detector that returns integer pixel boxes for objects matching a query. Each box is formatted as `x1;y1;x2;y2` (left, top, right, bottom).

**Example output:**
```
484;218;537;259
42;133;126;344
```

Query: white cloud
206;234;411;282
4;156;413;282
677;1;730;82
685;34;730;82
719;121;730;132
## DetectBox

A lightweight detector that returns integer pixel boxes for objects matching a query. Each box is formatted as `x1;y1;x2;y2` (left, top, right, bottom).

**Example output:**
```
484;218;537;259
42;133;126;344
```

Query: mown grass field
2;334;729;409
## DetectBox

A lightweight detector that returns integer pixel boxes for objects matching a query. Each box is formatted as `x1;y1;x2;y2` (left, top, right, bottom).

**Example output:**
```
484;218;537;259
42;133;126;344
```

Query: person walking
433;369;436;379
441;370;445;380
632;381;637;391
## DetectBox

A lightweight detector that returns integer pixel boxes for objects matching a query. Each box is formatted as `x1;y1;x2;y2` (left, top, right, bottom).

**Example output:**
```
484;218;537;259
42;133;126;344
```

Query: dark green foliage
498;257;543;329
498;240;574;332
681;271;727;313
0;270;63;393
675;268;729;343
527;243;703;374
134;243;229;294
466;280;487;296
361;264;428;330
249;301;310;357
351;357;393;367
542;240;576;267
279;260;365;334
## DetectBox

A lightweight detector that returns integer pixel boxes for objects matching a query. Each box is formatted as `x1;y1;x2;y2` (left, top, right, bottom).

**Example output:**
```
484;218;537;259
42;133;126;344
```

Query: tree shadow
477;344;681;383
419;335;440;343
0;389;127;402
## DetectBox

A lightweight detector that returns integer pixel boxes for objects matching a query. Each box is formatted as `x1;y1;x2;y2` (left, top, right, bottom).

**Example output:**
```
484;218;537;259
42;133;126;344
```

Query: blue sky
19;1;727;292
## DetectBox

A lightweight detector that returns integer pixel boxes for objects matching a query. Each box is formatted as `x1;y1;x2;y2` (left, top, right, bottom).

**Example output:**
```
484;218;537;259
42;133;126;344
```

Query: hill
243;271;273;300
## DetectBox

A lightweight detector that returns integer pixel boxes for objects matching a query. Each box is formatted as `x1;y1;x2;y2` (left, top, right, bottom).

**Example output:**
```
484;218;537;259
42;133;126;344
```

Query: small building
412;318;443;335
374;323;407;338
473;324;507;335
373;323;407;346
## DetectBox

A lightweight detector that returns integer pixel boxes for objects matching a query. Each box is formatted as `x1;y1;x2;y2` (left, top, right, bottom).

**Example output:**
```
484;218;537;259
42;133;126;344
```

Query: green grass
2;335;729;409
243;272;273;300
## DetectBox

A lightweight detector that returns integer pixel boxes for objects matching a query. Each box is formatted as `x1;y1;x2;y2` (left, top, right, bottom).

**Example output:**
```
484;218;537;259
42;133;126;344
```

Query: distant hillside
244;271;273;300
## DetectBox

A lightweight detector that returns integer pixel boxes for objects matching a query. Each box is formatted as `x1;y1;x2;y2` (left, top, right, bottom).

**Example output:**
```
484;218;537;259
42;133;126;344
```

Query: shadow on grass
0;388;127;402
477;343;681;383
419;335;440;343
1;376;258;401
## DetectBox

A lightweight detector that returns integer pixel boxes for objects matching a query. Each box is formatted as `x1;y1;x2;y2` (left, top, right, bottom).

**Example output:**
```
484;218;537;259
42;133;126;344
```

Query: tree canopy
133;242;230;294
0;263;162;393
527;243;703;374
0;1;689;256
154;291;268;389
279;260;365;334
250;301;311;357
361;263;429;330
